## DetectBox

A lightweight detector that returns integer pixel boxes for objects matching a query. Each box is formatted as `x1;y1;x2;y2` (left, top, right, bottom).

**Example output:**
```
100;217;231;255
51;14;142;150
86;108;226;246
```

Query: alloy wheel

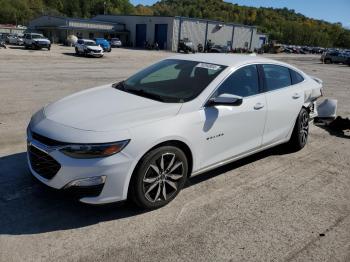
142;153;185;203
300;111;309;145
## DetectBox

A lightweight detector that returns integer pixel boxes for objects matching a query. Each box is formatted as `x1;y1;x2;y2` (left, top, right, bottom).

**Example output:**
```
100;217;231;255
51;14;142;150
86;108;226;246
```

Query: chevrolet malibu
27;54;323;208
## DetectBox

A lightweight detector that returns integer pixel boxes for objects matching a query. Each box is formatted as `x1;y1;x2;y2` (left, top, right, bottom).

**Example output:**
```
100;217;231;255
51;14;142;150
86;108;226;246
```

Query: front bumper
33;42;51;48
27;133;134;204
86;50;104;57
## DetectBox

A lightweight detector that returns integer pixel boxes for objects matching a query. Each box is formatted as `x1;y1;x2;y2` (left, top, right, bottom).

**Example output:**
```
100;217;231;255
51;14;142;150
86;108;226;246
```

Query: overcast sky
130;0;350;28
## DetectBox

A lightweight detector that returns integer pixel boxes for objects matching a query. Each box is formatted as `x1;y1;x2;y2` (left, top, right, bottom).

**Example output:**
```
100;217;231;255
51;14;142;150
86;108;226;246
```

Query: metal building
28;15;129;44
94;15;267;51
0;24;27;35
28;15;267;51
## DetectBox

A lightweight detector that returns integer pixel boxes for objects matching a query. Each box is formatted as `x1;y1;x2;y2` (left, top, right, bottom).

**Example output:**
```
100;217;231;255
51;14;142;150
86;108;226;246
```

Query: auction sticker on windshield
196;63;222;71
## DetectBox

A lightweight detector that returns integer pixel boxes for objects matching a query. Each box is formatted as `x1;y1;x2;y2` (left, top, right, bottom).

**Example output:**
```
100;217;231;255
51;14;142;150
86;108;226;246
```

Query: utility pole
104;1;107;15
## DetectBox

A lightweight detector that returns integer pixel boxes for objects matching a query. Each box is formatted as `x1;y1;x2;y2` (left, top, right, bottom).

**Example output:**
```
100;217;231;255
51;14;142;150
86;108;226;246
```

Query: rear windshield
116;59;226;103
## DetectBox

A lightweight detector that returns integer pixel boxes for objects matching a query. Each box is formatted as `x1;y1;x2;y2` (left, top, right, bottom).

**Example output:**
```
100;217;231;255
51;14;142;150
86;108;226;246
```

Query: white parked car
75;39;104;57
24;33;51;50
110;38;122;48
7;34;18;44
27;54;323;208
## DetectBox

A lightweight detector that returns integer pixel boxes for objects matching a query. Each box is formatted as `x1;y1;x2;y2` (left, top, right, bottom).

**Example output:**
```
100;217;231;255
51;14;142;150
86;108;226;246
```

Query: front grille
32;132;67;146
28;145;61;179
92;50;101;53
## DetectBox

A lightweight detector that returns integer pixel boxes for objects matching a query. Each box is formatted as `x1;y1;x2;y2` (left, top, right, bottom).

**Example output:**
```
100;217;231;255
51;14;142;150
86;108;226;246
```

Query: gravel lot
0;45;349;262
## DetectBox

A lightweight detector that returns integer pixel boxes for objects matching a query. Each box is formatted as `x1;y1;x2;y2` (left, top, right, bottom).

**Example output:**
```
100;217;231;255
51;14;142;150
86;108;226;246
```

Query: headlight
60;140;130;159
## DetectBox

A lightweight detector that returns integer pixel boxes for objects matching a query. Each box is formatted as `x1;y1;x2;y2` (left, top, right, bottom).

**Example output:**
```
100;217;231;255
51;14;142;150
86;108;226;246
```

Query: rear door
260;64;304;145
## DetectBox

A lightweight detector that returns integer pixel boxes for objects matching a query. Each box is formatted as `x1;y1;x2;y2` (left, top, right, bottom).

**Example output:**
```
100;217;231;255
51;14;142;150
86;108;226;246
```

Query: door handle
292;93;301;99
254;102;264;110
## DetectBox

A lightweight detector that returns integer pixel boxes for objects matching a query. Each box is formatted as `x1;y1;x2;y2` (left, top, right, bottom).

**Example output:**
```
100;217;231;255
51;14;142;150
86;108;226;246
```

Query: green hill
1;0;349;48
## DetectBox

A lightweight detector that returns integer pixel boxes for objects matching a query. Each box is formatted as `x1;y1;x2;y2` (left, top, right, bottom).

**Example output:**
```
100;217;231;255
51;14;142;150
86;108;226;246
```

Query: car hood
86;45;103;51
43;85;182;132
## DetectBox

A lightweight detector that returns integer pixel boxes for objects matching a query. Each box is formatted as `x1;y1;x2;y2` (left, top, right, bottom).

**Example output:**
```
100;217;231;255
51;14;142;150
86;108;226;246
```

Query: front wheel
288;108;309;151
130;146;188;209
324;58;332;64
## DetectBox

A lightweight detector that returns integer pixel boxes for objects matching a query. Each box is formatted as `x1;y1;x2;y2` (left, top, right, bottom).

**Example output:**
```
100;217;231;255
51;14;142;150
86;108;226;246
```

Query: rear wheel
288;108;309;151
324;58;332;64
130;146;188;209
75;47;79;55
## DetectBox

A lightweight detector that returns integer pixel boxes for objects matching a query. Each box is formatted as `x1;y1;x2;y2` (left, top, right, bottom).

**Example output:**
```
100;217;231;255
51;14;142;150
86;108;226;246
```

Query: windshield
85;41;98;46
115;59;226;103
32;34;44;39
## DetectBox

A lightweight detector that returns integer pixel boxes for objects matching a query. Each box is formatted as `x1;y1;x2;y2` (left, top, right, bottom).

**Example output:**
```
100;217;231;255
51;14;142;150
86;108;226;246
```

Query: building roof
33;15;125;26
94;14;257;29
29;15;127;32
168;53;283;67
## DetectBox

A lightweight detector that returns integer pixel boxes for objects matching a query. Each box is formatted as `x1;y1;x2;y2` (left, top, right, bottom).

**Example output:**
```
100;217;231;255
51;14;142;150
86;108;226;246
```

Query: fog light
64;176;106;188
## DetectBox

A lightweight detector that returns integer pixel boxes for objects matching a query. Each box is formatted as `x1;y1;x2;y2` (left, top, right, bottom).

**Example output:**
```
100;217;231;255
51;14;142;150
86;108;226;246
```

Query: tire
75;47;79;55
130;146;188;209
324;58;332;64
288;108;309;151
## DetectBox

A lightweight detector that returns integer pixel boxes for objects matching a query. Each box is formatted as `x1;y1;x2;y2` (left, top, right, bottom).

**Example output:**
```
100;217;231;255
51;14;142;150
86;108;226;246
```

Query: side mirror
206;93;243;107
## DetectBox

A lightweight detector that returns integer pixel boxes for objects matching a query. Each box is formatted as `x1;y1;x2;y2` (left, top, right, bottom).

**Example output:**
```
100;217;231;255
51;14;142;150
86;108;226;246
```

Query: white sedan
27;54;323;208
75;39;104;57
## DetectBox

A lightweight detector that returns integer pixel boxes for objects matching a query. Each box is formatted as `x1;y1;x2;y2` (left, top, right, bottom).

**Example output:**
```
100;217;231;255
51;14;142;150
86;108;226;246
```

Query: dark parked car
178;39;195;53
321;51;349;64
345;57;350;66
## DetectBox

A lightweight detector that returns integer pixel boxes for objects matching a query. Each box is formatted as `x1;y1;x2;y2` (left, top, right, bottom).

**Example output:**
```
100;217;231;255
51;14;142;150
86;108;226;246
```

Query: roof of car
170;54;282;67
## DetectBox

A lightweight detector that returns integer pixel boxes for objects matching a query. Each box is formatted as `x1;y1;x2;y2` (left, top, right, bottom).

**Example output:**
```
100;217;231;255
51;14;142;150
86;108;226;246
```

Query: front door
198;65;267;168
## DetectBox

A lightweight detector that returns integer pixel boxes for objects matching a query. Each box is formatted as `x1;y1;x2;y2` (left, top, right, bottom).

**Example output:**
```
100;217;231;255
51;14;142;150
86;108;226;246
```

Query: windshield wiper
113;82;165;102
112;81;126;90
126;89;165;102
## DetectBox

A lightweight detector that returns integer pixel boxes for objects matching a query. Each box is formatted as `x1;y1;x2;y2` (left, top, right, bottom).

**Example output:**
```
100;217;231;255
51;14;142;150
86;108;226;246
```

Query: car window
214;65;259;97
141;64;180;84
121;59;226;103
84;41;97;46
290;69;304;85
263;64;291;91
32;34;43;39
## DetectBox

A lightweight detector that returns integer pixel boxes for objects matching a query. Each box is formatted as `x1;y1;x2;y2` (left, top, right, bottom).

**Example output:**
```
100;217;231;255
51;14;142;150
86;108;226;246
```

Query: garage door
136;24;147;48
154;24;168;50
